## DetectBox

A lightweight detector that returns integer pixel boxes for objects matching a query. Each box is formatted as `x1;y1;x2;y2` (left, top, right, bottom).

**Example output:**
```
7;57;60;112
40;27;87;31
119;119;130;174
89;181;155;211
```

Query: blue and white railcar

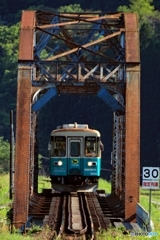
49;122;103;192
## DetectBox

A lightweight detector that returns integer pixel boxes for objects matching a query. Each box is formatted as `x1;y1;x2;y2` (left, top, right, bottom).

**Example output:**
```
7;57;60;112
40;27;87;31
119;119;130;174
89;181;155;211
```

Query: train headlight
88;162;92;166
88;162;97;166
54;161;63;166
58;161;63;166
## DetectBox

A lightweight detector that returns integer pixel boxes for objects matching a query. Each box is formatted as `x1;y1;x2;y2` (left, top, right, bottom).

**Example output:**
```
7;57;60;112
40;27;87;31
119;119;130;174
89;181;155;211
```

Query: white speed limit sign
143;167;159;180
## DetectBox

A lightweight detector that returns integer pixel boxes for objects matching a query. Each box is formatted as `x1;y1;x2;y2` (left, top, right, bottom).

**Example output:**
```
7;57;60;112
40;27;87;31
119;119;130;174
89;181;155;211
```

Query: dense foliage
0;0;160;177
0;24;18;137
0;137;10;173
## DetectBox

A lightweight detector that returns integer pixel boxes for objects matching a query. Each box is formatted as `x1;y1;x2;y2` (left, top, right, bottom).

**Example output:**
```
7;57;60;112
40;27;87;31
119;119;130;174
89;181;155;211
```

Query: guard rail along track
29;191;110;239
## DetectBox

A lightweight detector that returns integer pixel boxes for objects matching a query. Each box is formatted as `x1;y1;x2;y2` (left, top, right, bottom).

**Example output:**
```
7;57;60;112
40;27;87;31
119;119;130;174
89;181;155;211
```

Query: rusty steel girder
14;11;35;229
13;10;140;228
124;13;140;221
14;66;32;229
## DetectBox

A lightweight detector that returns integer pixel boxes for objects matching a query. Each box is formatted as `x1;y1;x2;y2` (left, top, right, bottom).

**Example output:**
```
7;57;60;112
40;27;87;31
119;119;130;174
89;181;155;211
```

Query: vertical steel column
112;112;121;194
10;110;14;200
33;113;39;193
111;95;125;199
124;13;140;221
13;11;35;228
30;112;38;193
116;94;125;201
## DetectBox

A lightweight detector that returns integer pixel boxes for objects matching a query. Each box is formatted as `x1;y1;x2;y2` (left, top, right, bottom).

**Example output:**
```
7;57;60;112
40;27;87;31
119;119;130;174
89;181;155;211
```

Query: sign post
142;167;160;229
149;188;152;226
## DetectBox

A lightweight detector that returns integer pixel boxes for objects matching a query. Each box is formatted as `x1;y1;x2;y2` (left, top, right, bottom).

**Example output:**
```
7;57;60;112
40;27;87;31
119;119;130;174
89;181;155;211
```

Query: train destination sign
142;167;160;189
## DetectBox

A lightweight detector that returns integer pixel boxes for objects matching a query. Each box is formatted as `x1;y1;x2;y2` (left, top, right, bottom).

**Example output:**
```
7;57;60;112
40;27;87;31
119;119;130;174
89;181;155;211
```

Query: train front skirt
51;182;98;192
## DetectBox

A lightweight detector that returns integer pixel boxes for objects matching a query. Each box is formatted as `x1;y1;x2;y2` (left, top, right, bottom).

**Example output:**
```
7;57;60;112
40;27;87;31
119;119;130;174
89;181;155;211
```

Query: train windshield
51;136;66;157
70;141;80;157
85;137;99;157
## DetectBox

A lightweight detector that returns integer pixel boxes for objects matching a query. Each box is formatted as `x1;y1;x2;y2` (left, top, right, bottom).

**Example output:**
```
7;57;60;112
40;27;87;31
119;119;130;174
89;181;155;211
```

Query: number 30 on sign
143;167;159;179
142;167;160;189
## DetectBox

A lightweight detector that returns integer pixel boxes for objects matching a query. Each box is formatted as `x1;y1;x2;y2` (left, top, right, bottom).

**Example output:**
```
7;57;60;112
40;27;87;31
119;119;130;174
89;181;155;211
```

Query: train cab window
85;137;98;157
70;142;80;157
51;136;66;157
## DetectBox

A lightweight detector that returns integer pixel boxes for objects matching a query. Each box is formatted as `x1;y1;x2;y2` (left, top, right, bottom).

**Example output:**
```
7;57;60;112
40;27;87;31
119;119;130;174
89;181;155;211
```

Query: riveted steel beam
97;88;124;113
32;87;57;112
13;66;32;229
124;13;140;221
13;11;36;229
18;11;35;60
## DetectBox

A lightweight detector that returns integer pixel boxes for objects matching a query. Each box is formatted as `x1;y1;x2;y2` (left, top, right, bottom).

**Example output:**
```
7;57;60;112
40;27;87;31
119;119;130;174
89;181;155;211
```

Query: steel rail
58;195;67;237
68;193;88;234
87;193;102;232
84;194;95;240
48;195;62;231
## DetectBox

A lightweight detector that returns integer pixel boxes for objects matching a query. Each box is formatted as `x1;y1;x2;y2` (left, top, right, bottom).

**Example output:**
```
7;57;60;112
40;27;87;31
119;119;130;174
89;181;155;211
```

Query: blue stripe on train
49;157;101;176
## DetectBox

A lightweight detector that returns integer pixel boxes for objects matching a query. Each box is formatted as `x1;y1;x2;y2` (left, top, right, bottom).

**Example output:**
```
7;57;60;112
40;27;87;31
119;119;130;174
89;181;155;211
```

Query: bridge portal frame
13;10;140;228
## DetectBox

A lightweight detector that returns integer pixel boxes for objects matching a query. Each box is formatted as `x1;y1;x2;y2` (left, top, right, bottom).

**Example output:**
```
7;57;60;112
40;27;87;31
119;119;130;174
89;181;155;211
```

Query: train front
49;123;103;192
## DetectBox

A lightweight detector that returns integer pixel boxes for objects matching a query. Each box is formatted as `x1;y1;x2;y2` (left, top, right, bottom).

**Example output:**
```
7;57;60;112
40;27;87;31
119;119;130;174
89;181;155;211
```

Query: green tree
57;4;83;13
0;137;10;173
118;0;160;48
0;23;19;138
0;23;19;80
118;0;155;24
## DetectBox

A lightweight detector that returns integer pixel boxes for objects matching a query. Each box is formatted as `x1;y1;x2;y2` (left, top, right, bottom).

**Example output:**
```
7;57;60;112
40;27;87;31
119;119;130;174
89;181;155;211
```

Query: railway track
28;190;142;239
57;193;88;239
29;191;110;239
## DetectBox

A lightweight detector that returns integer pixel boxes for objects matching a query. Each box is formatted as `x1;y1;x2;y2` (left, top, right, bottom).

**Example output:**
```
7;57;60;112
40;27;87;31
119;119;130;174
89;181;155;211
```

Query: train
49;122;103;192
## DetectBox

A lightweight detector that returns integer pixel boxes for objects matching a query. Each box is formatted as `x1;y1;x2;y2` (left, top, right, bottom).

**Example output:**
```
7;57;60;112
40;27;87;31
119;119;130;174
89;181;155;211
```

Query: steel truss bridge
13;10;140;229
